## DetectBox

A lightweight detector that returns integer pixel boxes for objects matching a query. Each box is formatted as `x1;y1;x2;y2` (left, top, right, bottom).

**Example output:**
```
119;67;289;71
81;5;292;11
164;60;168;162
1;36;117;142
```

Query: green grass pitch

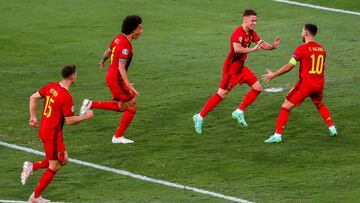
0;0;359;202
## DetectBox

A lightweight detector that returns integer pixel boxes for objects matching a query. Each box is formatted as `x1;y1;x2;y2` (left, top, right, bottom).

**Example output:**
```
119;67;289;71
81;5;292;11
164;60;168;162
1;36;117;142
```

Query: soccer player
22;64;94;203
193;9;280;134
263;24;337;143
80;15;143;144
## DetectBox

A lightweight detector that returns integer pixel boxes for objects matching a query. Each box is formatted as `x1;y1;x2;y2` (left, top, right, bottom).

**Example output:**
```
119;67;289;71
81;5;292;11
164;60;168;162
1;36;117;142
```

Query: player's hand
29;117;39;127
84;110;94;119
273;37;281;49
262;69;274;82
253;40;264;51
128;83;139;96
99;60;105;71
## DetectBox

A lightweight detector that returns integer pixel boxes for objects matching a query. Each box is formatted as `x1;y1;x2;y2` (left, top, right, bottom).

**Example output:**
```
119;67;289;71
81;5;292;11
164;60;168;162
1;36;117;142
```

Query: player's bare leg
193;88;227;134
265;99;294;143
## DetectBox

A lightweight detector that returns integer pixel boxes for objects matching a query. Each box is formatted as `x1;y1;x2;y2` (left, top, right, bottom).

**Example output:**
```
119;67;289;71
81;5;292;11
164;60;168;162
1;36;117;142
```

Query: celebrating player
193;9;280;134
22;65;94;202
80;15;143;144
263;24;337;143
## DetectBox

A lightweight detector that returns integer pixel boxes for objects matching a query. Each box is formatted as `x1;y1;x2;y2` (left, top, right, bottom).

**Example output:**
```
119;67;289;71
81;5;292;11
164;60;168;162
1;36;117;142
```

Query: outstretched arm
233;40;264;54
262;62;295;82
65;110;94;125
29;91;42;127
99;48;112;70
261;37;281;50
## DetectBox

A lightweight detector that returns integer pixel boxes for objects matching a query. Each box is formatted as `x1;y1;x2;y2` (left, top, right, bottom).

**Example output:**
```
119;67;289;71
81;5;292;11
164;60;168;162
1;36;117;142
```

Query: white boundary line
273;0;360;16
0;141;253;203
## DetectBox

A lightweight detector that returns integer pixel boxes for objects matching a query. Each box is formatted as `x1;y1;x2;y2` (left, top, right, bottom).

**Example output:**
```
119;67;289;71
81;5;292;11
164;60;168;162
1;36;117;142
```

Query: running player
263;23;337;143
22;64;94;202
193;9;280;134
80;15;143;144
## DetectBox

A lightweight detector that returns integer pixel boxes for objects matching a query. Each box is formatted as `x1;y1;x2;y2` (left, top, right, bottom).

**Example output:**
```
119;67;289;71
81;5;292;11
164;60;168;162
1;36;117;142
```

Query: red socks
317;103;334;127
275;107;290;134
200;93;223;118
33;160;49;171
115;107;136;138
34;168;56;198
239;89;261;111
91;101;121;112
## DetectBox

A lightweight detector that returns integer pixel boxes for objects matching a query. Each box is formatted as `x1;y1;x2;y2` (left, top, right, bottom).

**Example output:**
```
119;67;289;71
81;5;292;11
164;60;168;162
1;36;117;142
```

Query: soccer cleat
21;161;33;185
232;110;248;127
28;192;50;203
112;135;134;144
79;99;92;116
265;134;282;143
329;126;337;137
193;114;203;134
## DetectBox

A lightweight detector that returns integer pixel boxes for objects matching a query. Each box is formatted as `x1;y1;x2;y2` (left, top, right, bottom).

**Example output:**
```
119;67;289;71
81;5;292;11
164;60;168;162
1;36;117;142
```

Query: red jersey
38;82;74;135
223;26;260;75
106;34;133;83
292;41;326;85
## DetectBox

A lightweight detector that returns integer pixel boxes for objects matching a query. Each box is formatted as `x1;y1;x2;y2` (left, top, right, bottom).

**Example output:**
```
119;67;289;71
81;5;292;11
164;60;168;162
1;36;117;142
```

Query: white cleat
28;192;50;203
79;99;92;116
21;161;33;185
112;136;134;144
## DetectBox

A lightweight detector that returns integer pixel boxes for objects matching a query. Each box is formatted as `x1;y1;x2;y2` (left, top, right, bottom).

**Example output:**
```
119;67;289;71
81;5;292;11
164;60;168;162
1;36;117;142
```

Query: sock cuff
215;93;224;100
280;107;290;112
251;89;261;93
46;168;57;175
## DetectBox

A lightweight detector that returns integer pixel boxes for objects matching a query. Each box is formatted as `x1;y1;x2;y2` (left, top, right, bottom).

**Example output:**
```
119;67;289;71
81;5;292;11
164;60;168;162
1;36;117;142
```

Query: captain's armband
289;57;297;65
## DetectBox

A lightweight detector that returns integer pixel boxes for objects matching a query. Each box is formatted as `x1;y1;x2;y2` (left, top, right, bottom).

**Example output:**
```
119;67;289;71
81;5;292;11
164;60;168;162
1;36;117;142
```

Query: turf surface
1;0;359;202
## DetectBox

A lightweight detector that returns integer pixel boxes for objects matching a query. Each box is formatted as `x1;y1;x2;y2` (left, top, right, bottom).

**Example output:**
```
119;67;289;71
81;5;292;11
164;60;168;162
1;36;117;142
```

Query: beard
302;37;305;42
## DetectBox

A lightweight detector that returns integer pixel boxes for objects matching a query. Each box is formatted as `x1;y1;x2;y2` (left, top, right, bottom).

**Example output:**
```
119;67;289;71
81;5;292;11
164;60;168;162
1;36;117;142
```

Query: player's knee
49;161;62;172
127;106;137;113
217;89;228;99
252;81;262;92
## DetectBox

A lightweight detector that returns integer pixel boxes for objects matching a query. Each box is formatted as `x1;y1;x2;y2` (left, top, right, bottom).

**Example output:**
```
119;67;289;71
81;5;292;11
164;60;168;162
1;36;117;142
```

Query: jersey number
43;96;55;118
309;54;324;74
110;46;116;65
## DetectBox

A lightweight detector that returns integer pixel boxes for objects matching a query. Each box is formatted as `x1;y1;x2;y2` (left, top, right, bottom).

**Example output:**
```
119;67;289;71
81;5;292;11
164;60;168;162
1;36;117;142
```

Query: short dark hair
61;64;76;79
122;15;142;35
243;9;257;17
304;23;317;36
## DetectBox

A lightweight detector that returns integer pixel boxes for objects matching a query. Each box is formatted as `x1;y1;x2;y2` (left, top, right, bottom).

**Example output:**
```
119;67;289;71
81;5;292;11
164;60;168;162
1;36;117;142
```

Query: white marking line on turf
0;141;253;203
273;0;360;16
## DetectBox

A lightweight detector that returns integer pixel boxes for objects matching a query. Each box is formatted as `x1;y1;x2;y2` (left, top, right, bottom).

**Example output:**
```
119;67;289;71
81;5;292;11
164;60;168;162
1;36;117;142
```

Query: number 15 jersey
38;82;74;135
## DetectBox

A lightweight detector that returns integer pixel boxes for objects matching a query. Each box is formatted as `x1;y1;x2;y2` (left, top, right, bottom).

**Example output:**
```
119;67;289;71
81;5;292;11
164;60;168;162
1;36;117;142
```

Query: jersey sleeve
231;29;241;43
292;45;304;61
38;84;49;98
109;36;117;49
62;94;75;117
252;31;260;42
115;43;131;60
